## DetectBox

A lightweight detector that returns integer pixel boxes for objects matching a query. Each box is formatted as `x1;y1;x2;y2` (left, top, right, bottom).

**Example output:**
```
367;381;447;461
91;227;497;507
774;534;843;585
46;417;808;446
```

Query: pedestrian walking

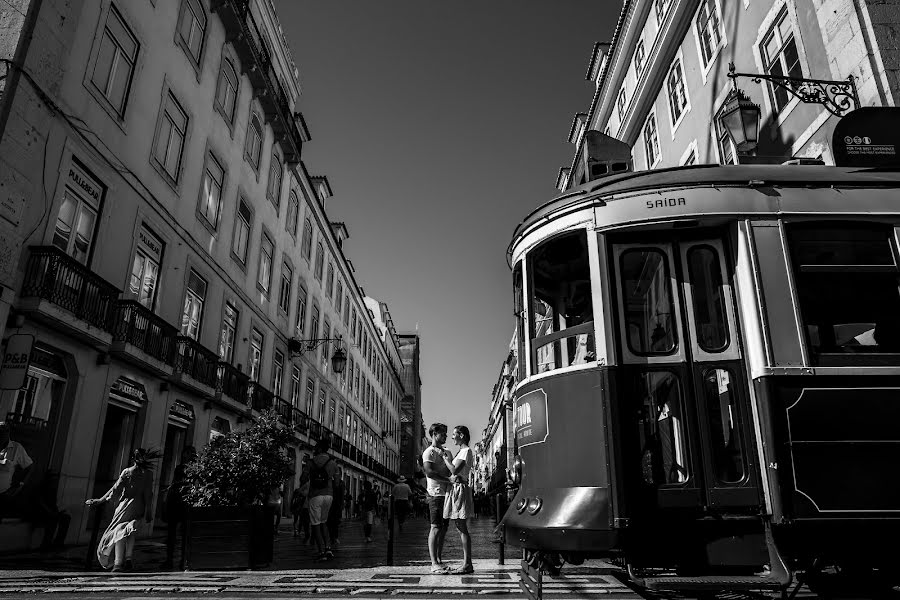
85;448;160;572
422;423;453;574
308;439;339;561
360;480;377;542
267;482;283;535
442;425;475;574
327;474;344;547
391;475;411;531
291;466;310;541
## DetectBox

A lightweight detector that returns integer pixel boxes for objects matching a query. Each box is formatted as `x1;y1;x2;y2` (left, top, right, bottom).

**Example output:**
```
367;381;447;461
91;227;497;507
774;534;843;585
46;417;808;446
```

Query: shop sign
514;388;549;448
0;334;34;390
832;107;900;167
67;162;102;203
111;376;148;403
170;400;194;421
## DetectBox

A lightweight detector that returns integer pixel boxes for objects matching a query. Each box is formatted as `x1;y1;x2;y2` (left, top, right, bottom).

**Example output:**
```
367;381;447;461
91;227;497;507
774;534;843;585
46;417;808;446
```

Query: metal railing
110;300;178;365
21;246;120;331
292;408;309;434
276;397;292;424
216;361;249;403
247;381;275;412
174;336;219;388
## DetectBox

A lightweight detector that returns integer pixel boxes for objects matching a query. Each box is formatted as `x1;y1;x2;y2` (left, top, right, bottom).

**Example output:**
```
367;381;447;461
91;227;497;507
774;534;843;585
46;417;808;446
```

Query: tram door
612;239;759;514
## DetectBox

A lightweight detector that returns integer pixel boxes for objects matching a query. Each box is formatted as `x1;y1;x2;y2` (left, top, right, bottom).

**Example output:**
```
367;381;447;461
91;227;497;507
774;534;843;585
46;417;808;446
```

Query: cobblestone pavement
0;515;639;597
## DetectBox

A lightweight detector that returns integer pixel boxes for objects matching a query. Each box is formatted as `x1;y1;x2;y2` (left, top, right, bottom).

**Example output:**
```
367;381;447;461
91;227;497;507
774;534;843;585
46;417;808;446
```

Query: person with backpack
308;438;338;561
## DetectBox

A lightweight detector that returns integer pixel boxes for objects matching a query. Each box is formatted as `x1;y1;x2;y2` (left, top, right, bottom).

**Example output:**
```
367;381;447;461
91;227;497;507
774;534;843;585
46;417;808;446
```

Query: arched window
314;241;324;281
286;191;299;236
215;57;238;123
267;152;283;208
301;218;313;261
245;114;262;170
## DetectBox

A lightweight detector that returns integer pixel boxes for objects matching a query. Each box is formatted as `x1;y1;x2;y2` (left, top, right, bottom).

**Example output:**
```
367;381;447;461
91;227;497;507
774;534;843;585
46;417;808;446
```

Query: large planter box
184;506;274;570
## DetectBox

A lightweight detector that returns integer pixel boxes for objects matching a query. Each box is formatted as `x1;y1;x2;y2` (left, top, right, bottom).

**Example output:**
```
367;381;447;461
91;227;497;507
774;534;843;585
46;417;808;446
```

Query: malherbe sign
514;388;549;448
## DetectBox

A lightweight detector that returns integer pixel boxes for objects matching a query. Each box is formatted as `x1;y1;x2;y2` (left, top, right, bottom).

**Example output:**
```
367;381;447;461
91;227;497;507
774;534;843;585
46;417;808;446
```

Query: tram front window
620;249;677;354
528;230;595;374
788;222;900;361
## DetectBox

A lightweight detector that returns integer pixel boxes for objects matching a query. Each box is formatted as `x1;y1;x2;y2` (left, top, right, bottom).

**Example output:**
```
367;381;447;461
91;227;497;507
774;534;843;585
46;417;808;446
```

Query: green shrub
183;409;294;507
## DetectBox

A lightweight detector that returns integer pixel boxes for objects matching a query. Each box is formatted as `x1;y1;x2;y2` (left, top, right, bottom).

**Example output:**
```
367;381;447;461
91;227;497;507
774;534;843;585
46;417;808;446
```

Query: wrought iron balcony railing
247;381;275;413
21;246;120;331
276;397;292;424
216;361;249;403
110;300;178;365
174;336;219;388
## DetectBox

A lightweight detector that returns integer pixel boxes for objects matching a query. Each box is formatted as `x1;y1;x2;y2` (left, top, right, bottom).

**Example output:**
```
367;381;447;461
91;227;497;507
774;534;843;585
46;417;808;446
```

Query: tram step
641;573;786;591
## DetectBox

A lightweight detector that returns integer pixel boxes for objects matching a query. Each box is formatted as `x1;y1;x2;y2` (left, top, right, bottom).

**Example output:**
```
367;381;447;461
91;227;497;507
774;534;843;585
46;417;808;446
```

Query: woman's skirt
443;482;474;520
96;498;140;569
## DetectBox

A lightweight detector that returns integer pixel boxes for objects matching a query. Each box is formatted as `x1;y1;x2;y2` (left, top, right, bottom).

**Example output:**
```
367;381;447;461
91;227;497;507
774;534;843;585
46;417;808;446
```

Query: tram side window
513;263;526;382
635;371;690;485
788;223;900;360
528;230;595;374
702;368;745;484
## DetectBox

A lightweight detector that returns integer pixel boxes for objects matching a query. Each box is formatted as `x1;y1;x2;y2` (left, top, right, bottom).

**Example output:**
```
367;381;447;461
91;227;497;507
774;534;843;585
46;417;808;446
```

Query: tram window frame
513;262;526;382
787;221;900;365
618;248;680;357
527;229;596;376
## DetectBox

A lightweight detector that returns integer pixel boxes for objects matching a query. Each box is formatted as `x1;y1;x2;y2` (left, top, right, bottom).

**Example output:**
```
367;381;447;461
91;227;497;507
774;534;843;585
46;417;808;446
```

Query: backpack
310;456;332;490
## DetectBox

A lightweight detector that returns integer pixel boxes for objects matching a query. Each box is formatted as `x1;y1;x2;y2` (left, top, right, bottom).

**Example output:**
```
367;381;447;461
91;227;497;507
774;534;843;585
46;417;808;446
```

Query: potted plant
182;409;294;569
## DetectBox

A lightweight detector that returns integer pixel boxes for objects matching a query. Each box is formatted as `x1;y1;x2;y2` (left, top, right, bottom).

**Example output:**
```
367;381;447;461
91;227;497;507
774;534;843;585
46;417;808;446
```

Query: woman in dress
442;425;475;574
85;448;160;572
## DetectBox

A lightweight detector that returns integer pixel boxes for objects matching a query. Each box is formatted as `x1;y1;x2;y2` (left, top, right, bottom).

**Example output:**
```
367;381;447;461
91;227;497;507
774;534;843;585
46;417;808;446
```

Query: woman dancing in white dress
442;425;474;574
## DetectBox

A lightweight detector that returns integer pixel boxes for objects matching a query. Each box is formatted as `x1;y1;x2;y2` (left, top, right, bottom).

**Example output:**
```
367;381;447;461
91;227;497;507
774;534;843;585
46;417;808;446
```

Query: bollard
495;494;505;565
386;493;395;566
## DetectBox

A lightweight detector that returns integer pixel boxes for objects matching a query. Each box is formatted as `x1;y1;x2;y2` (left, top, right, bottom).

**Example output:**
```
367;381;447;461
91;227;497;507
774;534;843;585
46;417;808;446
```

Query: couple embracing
422;422;475;575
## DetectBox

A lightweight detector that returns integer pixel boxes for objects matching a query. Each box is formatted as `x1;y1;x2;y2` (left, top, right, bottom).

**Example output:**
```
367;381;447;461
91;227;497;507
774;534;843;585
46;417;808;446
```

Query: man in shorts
422;423;453;573
308;438;339;561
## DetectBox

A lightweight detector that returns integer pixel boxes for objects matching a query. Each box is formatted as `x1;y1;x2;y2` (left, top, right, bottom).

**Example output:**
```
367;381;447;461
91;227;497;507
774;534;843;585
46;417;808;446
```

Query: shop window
787;222;900;362
52;161;104;265
528;230;595;374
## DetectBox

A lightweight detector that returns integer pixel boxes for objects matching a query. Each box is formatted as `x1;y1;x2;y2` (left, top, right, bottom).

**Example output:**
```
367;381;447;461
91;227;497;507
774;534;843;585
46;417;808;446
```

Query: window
290;366;301;408
335;281;343;311
714;102;737;165
154;91;188;182
245;115;262;170
177;0;206;65
305;378;315;415
181;269;207;339
198;151;224;228
219;302;238;363
703;368;746;483
286;191;299;237
267;153;283;209
326;264;334;298
634;40;645;76
667;58;688;126
296;283;307;335
634;371;689;485
528;230;595;374
682;148;697;166
279;262;292;313
314;242;324;281
249;328;263;381
311;306;320;345
53;161;103;264
343;296;350;324
788;222;900;362
214;57;238;123
620;249;677;355
643;113;660;167
272;350;284;398
617;88;627;120
687;246;730;352
761;8;803;112
301;218;313;262
257;233;274;295
696;0;723;68
322;319;331;365
128;224;163;309
91;5;138;116
232;199;252;263
655;0;671;24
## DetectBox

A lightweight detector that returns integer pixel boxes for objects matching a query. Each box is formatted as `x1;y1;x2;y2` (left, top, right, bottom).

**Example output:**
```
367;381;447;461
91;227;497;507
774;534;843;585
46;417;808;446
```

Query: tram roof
510;164;900;248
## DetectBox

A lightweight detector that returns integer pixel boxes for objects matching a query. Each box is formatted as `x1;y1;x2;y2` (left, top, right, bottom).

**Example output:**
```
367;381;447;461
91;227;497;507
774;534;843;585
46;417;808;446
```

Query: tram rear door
610;237;760;517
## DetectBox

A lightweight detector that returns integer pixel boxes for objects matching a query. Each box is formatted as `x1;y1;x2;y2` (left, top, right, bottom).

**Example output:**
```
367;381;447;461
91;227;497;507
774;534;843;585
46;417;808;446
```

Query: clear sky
273;1;620;444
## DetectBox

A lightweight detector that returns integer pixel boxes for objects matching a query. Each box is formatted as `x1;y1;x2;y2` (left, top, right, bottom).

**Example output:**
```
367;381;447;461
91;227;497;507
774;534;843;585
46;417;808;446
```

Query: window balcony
109;300;178;374
292;408;310;435
216;361;249;404
247;381;275;413
19;246;119;345
173;336;219;391
276;397;292;424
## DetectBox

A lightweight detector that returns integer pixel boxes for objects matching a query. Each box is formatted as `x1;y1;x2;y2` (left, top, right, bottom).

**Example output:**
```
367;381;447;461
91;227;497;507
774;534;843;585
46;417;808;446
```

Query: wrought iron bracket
288;337;343;356
727;62;859;117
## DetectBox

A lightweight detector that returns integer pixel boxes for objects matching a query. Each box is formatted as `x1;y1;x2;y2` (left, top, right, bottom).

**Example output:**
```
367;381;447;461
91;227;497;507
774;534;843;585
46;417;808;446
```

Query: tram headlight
526;496;543;515
511;455;524;485
516;497;528;513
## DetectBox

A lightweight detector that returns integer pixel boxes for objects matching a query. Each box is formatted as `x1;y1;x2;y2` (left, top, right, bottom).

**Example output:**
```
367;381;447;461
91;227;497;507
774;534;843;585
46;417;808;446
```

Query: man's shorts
428;495;448;526
308;495;333;526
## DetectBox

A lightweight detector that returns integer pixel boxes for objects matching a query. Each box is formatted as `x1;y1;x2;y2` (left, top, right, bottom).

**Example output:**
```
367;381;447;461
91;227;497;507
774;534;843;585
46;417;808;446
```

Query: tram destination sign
514;388;549;448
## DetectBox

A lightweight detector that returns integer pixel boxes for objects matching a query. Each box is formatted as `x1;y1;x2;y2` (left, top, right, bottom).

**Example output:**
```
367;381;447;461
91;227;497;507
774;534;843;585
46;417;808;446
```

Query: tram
501;124;900;597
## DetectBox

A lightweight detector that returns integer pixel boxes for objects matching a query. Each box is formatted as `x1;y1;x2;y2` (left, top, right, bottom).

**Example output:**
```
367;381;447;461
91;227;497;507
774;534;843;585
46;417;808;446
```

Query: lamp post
287;337;347;374
722;62;860;160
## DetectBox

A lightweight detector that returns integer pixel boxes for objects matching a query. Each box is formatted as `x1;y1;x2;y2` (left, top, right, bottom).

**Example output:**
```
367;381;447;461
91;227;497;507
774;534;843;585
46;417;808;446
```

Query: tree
183;410;294;508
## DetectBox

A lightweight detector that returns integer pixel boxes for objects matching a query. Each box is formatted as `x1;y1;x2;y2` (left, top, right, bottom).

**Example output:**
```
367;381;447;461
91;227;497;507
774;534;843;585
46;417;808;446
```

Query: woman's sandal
451;564;474;575
430;565;451;574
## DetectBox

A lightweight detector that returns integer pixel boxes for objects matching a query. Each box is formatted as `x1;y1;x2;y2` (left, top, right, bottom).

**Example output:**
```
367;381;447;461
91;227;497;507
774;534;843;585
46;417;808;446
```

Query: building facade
476;330;518;502
397;334;422;480
0;0;400;551
560;0;900;190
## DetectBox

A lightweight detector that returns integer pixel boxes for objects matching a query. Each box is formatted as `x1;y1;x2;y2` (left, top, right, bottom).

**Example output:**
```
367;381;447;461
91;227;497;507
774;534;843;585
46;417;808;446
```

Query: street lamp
288;337;347;374
719;89;761;154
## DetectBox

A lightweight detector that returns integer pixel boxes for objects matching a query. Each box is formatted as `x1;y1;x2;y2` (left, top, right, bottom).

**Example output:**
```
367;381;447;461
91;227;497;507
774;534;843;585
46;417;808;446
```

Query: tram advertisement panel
515;388;549;448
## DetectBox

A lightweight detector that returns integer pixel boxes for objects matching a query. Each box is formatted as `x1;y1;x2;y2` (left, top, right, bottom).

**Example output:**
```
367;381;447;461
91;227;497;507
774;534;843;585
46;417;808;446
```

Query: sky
273;1;620;443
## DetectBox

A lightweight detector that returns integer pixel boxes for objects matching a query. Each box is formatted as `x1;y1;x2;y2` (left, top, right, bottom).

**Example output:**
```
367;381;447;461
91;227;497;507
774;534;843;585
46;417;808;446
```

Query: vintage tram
500;132;900;597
